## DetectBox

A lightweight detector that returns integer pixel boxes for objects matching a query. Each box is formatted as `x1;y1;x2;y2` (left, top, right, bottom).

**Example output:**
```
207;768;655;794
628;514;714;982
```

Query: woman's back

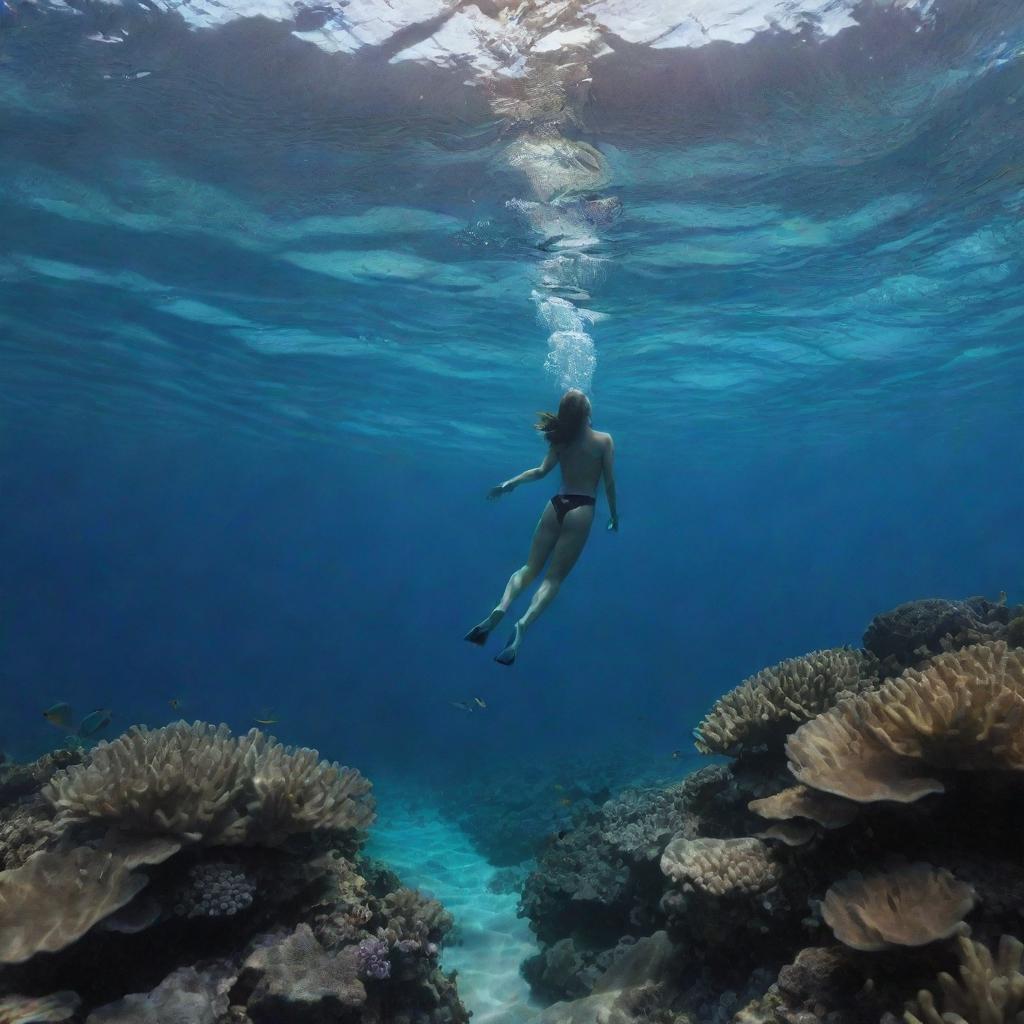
556;427;611;497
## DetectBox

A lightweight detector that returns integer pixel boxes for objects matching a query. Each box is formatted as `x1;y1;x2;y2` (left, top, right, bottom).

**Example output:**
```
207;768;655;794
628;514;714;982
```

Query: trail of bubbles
508;193;619;394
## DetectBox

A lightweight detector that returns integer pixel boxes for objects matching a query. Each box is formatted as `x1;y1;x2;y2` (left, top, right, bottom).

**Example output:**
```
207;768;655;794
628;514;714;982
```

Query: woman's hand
607;516;619;532
487;481;514;500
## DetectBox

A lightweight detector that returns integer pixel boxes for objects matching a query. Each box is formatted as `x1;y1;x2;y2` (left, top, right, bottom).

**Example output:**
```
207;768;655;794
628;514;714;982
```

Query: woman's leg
465;502;561;644
494;506;594;664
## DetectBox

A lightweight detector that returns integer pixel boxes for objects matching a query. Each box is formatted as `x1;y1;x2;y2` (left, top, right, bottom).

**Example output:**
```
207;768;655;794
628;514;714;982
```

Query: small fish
0;991;80;1024
168;698;183;711
42;703;75;731
998;591;1008;606
473;697;487;710
77;709;113;739
449;701;476;713
558;797;573;807
553;783;565;792
670;750;683;760
253;710;279;726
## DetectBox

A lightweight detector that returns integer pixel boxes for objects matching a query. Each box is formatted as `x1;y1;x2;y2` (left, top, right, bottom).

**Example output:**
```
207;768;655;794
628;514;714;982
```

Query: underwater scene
3;0;1024;1020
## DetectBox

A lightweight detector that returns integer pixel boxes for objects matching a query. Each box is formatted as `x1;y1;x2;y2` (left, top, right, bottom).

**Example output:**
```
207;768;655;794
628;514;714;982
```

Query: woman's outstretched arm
488;447;557;499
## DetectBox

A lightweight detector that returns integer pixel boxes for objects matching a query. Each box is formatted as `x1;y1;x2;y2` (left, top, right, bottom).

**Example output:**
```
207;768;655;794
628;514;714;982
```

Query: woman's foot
494;623;523;666
464;608;504;646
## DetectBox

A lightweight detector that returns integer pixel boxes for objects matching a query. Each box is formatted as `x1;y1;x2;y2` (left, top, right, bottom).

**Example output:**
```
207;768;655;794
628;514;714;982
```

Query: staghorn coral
694;647;877;756
906;933;1024;1024
822;863;975;952
787;642;1024;804
247;739;375;845
749;785;858;829
0;847;147;963
43;721;374;848
660;836;782;896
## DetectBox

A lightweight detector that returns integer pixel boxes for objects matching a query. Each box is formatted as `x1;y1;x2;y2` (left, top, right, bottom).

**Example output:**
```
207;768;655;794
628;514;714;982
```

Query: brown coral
822;864;975;952
240;923;366;1019
694;647;877;756
247;740;375;845
0;847;147;963
787;642;1024;804
660;837;782;896
906;933;1024;1024
43;722;375;848
748;786;858;829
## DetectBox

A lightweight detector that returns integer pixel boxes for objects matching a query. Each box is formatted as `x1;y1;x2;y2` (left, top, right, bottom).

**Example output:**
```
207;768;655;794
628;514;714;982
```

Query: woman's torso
556;428;606;497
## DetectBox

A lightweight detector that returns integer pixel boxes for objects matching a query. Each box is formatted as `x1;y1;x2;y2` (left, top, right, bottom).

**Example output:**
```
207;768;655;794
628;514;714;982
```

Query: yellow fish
558;797;572;807
0;991;79;1024
42;703;75;731
254;710;279;726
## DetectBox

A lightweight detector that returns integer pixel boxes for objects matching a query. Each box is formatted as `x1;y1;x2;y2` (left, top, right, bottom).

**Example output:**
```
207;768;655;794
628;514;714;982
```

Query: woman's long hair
535;389;591;446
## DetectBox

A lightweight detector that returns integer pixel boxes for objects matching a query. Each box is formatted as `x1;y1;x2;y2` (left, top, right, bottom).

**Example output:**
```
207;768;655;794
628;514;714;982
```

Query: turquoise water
2;0;1024;1017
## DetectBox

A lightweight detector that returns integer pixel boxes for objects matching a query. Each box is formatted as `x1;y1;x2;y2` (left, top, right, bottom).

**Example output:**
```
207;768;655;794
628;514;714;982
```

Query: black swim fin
494;633;518;666
464;625;490;646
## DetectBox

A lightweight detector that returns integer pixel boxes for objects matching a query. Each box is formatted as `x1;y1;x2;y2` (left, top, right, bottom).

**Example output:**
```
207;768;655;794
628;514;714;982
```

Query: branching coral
694;647;877;756
44;723;257;844
660;837;782;896
0;847;147;964
43;722;375;847
822;864;975;952
787;642;1024;804
247;740;375;845
906;933;1024;1024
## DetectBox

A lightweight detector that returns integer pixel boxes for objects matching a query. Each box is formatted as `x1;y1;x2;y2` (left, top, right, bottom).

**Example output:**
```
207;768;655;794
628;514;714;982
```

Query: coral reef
173;862;255;919
693;647;877;757
0;723;467;1024
906;933;1024;1024
661;837;781;897
44;722;375;848
787;641;1024;803
864;596;1020;675
0;848;147;964
822;864;975;951
520;594;1024;1024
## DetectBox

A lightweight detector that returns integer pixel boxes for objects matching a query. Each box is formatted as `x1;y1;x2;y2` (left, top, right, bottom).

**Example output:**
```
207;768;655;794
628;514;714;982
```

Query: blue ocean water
1;0;1023;1016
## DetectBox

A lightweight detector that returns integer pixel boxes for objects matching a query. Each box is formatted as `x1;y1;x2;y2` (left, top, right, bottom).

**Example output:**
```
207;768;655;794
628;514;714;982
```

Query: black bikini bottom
550;493;596;524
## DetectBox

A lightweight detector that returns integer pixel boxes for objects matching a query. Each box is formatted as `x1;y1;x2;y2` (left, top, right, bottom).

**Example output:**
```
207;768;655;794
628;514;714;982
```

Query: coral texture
0;847;147;964
173;862;255;919
694;647;876;756
661;837;781;896
787;642;1024;804
43;722;375;847
906;933;1024;1024
864;597;1014;672
239;923;366;1021
0;991;81;1023
86;966;232;1024
748;785;858;829
822;864;975;951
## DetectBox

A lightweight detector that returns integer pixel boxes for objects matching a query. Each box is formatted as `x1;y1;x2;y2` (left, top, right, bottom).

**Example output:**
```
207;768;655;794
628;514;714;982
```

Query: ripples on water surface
3;0;1024;452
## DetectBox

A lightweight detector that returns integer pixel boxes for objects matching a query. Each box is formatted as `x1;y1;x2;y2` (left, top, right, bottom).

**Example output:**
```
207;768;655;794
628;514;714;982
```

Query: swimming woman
465;389;618;665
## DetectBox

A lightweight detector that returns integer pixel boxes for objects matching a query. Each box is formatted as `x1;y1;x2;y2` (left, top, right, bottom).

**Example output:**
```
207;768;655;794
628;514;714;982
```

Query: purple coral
357;937;391;980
